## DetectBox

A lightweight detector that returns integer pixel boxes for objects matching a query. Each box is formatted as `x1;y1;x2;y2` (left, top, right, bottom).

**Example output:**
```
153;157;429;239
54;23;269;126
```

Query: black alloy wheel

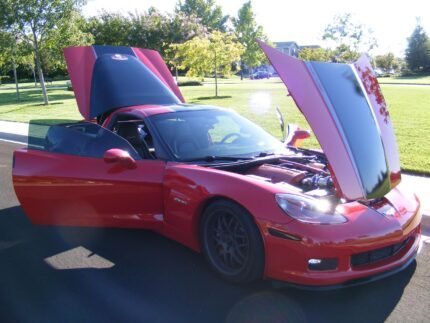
200;200;264;283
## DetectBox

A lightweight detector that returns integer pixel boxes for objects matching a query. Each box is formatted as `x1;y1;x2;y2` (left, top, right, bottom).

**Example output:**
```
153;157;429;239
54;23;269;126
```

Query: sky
83;0;430;57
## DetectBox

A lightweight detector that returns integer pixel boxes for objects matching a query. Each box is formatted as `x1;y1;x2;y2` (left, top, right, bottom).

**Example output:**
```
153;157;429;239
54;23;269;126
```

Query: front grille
351;237;412;267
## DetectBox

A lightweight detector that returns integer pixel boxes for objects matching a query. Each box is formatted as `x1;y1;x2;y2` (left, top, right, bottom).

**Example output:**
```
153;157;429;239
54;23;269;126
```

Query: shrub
178;80;203;86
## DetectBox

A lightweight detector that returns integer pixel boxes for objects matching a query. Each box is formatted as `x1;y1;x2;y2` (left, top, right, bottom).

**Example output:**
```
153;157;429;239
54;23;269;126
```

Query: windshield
150;109;287;161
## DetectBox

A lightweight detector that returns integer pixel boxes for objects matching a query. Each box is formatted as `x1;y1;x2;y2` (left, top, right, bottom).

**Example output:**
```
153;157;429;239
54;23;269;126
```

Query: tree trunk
214;50;218;97
12;56;20;102
32;66;37;87
240;57;243;81
33;31;49;105
175;66;178;82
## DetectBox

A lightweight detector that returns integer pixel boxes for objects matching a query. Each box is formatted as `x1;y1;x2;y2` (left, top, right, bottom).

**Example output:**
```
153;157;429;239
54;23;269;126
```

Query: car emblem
111;54;128;61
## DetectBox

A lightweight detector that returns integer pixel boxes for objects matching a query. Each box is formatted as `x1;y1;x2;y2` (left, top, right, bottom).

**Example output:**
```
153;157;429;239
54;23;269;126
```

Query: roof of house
274;41;299;48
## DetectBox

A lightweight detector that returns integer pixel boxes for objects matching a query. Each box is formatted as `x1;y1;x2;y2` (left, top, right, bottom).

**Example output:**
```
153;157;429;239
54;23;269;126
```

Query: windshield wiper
182;155;254;162
254;152;275;158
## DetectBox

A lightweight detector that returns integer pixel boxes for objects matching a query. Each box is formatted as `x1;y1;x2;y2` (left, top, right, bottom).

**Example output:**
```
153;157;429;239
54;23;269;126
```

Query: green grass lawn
1;79;429;174
378;75;430;84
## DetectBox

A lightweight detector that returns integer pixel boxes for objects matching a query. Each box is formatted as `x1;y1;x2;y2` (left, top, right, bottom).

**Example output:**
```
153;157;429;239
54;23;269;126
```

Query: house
274;41;300;57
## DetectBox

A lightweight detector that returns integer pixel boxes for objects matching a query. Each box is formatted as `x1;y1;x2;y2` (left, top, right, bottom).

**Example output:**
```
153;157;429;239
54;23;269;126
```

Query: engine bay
213;148;339;202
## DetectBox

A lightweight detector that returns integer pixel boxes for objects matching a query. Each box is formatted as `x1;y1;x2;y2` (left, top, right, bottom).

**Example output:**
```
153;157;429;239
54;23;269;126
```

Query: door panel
13;122;165;228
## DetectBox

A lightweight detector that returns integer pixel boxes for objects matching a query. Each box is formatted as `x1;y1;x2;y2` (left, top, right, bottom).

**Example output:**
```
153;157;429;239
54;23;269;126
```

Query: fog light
308;258;338;271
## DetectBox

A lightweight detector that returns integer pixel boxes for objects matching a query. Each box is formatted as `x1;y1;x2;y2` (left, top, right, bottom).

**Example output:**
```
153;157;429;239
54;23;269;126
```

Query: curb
0;132;27;144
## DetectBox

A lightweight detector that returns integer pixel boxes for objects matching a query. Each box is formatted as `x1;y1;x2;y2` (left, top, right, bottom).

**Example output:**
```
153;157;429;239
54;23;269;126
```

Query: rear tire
200;200;264;283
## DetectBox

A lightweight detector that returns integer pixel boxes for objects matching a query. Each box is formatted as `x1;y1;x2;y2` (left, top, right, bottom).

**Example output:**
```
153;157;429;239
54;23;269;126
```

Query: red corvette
12;42;421;288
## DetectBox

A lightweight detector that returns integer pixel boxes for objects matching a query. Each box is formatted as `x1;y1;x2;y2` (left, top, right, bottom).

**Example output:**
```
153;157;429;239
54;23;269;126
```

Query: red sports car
12;42;421;288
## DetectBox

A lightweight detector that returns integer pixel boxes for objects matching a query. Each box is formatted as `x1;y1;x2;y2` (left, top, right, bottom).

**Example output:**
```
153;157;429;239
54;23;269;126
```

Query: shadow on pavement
0;206;415;323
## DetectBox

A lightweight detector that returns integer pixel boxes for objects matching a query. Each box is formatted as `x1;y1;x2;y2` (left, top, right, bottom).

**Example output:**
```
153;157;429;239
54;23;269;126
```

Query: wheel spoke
220;214;228;232
226;216;235;233
232;250;245;266
227;250;237;268
207;209;254;275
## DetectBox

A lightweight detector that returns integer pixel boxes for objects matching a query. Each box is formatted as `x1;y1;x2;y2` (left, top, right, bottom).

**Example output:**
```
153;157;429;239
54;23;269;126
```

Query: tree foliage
232;1;267;76
0;31;14;70
86;9;206;56
374;53;402;72
176;0;228;32
1;0;90;104
323;13;376;62
298;47;332;62
405;23;430;73
172;31;243;96
85;11;132;46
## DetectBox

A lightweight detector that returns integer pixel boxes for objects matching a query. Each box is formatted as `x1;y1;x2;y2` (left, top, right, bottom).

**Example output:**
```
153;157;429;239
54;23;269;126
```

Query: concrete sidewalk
0;120;29;144
0;119;429;225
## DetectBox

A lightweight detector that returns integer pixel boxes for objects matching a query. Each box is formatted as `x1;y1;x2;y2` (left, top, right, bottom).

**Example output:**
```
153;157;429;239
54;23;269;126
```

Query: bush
0;76;12;84
178;80;203;86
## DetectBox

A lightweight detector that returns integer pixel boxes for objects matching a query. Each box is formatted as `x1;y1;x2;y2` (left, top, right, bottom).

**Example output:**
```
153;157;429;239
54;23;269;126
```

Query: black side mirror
275;106;285;141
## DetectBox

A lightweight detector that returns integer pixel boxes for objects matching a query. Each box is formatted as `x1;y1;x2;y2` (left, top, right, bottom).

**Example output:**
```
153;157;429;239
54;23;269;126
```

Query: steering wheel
219;133;242;144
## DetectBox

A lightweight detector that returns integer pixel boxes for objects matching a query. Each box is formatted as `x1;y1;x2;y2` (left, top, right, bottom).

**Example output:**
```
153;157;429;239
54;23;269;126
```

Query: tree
232;1;268;79
2;0;87;105
405;23;430;73
86;9;206;57
331;43;360;62
128;8;171;52
172;31;244;96
0;31;18;97
323;13;376;62
298;47;332;62
166;11;207;45
41;11;93;77
374;53;402;72
176;0;229;32
164;12;207;81
85;11;132;46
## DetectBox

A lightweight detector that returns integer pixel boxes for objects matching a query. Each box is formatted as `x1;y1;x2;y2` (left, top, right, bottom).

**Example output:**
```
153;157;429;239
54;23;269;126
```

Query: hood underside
63;46;185;120
258;41;401;201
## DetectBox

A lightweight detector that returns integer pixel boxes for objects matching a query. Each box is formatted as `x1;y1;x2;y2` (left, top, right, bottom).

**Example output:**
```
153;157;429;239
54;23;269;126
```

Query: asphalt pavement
1;139;430;322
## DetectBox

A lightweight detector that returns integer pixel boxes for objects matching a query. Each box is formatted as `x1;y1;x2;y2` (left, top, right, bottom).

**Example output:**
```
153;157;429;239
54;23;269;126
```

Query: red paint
12;45;421;287
63;47;96;120
63;46;184;120
13;146;421;286
132;48;185;102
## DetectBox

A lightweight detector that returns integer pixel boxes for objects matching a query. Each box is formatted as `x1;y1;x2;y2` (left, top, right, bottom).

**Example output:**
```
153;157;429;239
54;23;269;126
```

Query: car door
13;121;165;229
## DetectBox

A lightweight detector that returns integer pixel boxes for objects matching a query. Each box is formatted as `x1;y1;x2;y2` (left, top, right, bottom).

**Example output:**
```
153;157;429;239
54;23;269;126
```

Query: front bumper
261;187;422;287
269;231;419;290
271;249;417;290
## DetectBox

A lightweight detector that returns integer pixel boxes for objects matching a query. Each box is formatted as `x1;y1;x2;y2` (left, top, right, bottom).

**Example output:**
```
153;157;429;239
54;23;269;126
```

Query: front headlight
275;193;347;225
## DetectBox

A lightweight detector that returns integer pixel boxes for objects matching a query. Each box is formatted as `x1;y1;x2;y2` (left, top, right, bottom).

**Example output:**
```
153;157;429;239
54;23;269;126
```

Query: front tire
200;200;264;283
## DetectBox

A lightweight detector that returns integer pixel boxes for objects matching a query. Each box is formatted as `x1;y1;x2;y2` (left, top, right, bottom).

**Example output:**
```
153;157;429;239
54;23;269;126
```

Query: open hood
64;46;185;120
258;41;401;201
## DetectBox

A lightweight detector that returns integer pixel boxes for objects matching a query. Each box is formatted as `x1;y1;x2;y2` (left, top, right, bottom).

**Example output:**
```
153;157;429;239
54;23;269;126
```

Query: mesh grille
351;237;411;267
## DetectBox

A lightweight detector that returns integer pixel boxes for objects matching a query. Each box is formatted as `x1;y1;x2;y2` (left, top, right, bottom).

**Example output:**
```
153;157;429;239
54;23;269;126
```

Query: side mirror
285;124;311;147
275;107;285;141
103;148;137;169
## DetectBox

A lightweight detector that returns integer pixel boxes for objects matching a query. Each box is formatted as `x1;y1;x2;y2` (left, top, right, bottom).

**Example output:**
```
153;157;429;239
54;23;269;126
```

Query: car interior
109;115;156;159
